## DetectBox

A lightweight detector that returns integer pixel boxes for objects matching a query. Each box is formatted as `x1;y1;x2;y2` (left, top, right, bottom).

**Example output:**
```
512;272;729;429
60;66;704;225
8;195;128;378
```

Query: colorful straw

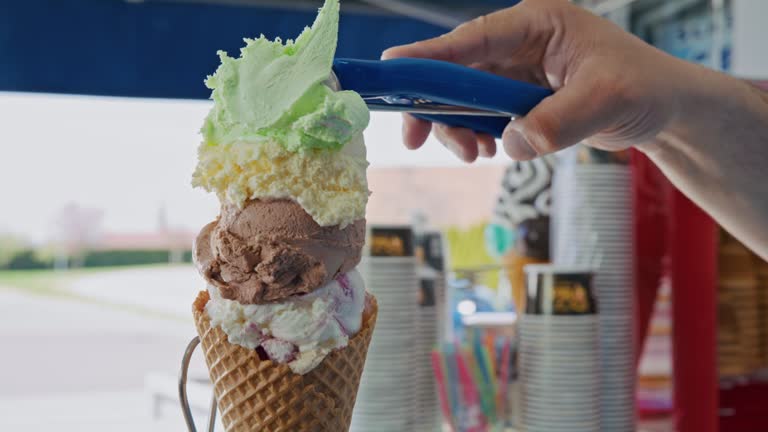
481;344;496;395
484;331;497;379
454;343;488;432
471;341;495;424
431;350;456;432
497;336;512;423
443;344;461;421
432;333;515;430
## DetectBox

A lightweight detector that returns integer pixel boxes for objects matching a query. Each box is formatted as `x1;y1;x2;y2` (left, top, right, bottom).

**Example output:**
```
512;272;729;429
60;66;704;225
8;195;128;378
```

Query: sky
0;92;507;243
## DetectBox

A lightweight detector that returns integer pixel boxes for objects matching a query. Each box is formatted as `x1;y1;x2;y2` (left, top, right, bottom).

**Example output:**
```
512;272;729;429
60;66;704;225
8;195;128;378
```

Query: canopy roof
0;0;519;99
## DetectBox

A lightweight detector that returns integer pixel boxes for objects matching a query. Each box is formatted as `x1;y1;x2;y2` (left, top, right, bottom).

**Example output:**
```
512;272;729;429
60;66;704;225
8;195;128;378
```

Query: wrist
638;62;755;157
671;63;760;139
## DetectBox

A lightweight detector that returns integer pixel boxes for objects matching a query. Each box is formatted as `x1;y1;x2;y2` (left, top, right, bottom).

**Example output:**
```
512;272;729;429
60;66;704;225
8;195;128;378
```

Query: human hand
382;0;695;162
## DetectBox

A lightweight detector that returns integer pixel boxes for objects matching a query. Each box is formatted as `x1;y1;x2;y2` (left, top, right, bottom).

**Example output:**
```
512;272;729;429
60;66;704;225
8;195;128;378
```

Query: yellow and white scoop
192;0;369;228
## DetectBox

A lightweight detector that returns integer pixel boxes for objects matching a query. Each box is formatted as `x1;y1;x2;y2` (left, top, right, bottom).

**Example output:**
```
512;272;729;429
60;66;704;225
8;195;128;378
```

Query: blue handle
333;58;553;138
412;114;513;138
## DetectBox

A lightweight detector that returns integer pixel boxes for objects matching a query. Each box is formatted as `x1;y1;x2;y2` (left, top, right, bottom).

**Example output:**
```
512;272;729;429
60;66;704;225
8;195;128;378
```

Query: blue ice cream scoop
328;58;553;138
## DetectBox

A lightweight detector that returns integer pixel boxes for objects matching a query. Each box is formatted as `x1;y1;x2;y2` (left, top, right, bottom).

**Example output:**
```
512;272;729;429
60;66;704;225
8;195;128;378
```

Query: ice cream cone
193;291;377;432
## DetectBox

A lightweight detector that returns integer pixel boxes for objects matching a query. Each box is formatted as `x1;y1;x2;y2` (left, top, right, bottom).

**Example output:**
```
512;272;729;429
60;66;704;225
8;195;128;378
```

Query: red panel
720;382;768;431
632;151;668;364
668;189;718;432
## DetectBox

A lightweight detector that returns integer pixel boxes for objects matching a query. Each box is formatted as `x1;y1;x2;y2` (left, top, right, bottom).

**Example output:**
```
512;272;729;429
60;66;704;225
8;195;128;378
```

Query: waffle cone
193;291;377;432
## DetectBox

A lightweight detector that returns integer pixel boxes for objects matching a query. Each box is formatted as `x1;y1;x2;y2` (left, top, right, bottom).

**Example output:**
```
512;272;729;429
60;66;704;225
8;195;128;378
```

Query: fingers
501;124;538;160
502;72;618;160
433;124;480;163
402;114;498;161
477;134;497;158
382;8;531;65
471;61;550;87
402;114;432;149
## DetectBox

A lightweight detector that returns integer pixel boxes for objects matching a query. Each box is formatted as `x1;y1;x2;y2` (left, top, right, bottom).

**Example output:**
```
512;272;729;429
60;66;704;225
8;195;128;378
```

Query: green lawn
0;265;188;320
0;265;168;295
0;269;77;296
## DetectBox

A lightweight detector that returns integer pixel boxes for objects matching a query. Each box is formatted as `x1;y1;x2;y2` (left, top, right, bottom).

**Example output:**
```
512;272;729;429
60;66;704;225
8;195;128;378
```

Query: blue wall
0;0;446;99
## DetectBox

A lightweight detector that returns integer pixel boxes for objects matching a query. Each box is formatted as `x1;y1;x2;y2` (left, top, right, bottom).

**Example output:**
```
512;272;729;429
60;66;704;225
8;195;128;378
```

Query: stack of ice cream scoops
190;1;377;430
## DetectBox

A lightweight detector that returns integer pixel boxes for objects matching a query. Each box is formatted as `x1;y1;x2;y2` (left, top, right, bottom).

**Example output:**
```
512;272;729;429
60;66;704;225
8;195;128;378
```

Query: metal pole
179;336;218;432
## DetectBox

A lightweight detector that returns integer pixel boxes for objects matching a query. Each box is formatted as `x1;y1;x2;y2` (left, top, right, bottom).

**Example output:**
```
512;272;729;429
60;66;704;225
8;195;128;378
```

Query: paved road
67;265;203;319
0;287;212;431
0;391;189;432
0;289;200;396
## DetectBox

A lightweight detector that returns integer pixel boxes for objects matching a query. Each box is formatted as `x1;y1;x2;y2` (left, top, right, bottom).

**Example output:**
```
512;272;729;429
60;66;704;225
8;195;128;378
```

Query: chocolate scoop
194;199;365;304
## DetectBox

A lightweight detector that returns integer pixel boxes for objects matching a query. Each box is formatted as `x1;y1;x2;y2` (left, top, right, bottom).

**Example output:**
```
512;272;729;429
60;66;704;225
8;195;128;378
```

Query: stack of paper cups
551;161;636;431
352;226;419;432
519;264;600;432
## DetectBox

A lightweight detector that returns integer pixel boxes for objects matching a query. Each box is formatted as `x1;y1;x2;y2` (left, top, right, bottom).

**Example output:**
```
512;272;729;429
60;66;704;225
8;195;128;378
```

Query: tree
54;203;103;269
0;234;26;268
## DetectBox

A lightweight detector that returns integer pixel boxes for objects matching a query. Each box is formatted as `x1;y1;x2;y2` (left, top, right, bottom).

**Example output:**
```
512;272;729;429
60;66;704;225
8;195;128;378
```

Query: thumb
381;26;477;63
382;10;527;65
502;79;619;160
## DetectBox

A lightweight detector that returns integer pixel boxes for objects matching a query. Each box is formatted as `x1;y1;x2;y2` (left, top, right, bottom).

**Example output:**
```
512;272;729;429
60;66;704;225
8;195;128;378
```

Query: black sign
525;271;597;315
368;226;414;257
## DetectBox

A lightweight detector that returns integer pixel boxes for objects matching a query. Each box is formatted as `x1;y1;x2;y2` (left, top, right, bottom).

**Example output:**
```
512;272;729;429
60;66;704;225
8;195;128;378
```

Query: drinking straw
479;345;498;423
497;336;512;422
471;340;496;423
431;350;456;431
484;331;497;379
481;344;496;393
472;339;490;384
443;344;461;421
466;346;492;423
454;343;488;432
